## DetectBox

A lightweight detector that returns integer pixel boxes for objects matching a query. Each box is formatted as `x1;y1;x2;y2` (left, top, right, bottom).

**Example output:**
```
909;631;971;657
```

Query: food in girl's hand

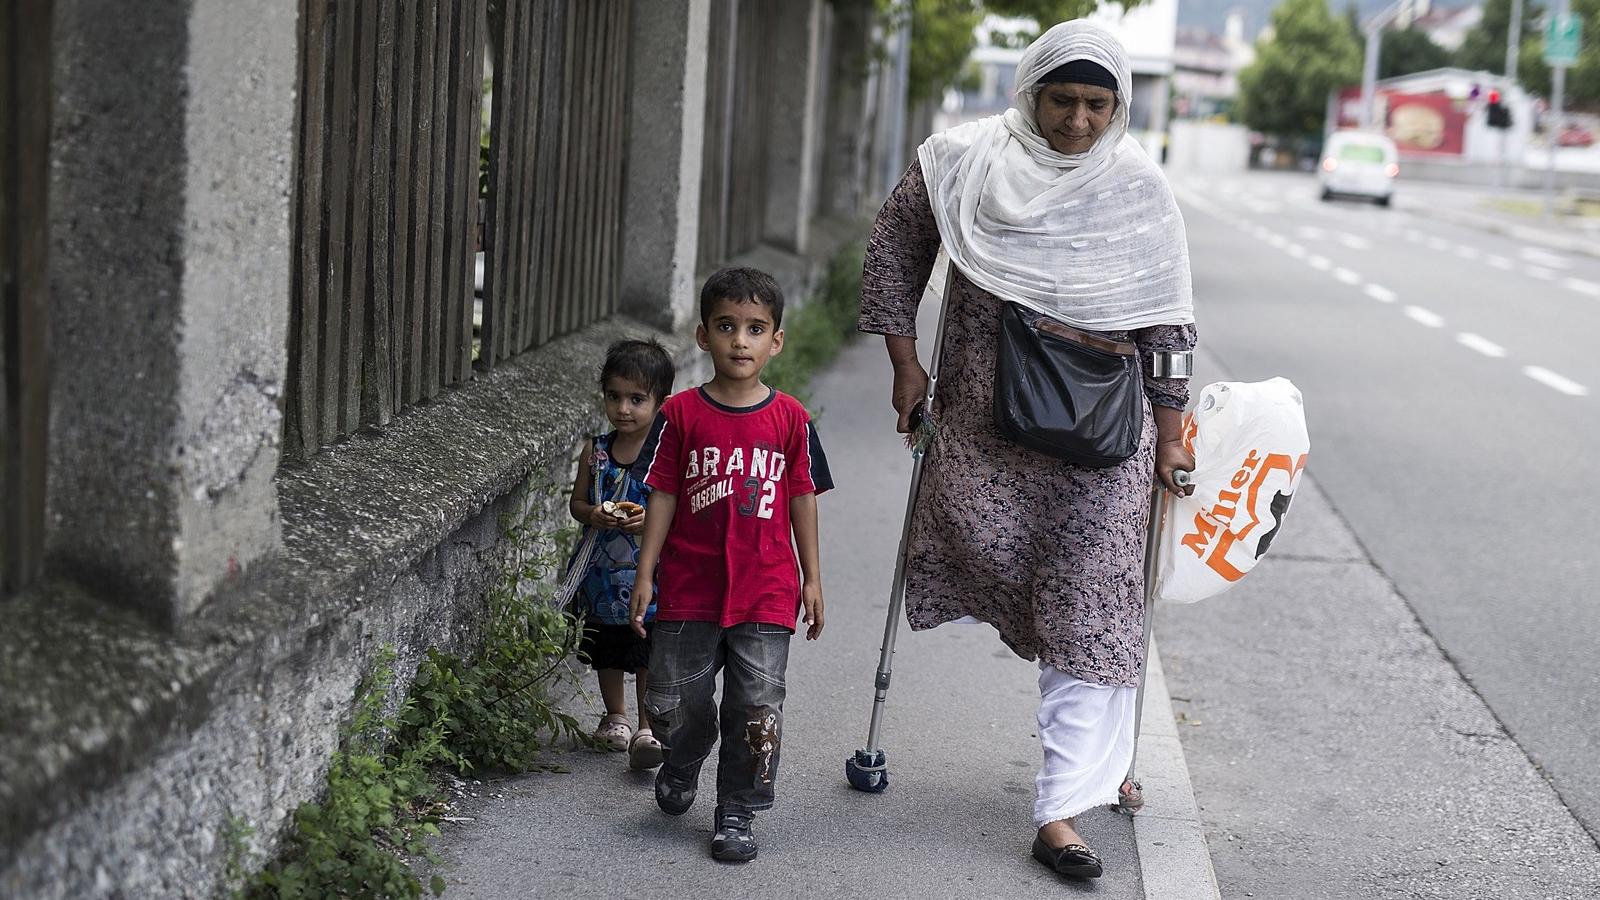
601;500;645;520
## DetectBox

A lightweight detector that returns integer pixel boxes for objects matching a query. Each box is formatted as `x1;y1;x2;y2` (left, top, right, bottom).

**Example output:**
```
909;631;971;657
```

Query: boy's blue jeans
644;620;793;813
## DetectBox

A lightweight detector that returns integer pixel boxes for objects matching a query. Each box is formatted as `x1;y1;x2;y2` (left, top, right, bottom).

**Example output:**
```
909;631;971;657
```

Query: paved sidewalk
1394;176;1600;258
427;285;1219;898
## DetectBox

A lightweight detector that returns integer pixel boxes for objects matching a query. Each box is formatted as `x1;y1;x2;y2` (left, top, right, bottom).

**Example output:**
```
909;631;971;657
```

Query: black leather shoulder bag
993;301;1143;467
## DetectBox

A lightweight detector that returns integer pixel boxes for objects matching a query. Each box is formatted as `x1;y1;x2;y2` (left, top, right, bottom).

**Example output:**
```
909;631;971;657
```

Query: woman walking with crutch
849;19;1197;881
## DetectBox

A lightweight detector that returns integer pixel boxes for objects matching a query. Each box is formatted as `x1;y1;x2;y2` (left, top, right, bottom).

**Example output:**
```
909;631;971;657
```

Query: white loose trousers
1033;664;1136;827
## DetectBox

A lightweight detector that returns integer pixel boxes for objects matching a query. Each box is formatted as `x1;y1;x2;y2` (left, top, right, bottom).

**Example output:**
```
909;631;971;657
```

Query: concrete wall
1167;121;1252;173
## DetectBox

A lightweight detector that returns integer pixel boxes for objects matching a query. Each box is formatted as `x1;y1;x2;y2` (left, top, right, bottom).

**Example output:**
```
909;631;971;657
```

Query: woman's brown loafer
1031;834;1104;879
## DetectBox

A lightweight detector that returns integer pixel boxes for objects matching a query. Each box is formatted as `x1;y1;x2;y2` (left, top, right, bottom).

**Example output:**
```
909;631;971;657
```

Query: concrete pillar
619;0;711;333
819;0;874;218
761;0;825;255
47;0;296;625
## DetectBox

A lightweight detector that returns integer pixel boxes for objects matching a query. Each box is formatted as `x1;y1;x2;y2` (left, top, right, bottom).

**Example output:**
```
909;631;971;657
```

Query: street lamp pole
1545;0;1570;216
1359;2;1406;128
1508;0;1524;79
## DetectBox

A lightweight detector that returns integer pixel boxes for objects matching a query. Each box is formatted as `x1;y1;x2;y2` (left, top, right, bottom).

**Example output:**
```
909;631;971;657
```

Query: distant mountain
1176;0;1434;42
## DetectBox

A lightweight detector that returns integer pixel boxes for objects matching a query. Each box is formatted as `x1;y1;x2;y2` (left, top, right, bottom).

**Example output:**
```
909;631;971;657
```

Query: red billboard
1335;87;1467;157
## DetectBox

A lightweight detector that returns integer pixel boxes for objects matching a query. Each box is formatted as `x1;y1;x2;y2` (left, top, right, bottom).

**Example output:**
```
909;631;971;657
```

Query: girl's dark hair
601;338;675;402
699;266;785;328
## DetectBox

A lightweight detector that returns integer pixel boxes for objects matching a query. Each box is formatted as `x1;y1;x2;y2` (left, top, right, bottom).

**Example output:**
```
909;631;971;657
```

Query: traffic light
1487;89;1513;129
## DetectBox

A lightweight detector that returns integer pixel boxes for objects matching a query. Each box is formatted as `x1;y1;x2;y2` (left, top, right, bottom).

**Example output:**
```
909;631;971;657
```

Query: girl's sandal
593;713;633;751
628;728;664;770
1115;777;1144;814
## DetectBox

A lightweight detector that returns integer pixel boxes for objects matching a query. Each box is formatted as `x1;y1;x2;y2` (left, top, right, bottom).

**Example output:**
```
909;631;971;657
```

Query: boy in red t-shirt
629;266;832;863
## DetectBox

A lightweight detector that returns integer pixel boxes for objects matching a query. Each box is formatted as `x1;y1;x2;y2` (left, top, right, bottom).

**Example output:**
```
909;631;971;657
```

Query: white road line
1334;267;1362;285
1426;236;1451;251
1523;366;1591;396
1364;284;1397;303
1455;246;1482;260
1265;233;1288;248
1456;333;1508;358
1337;233;1372;250
1296;226;1327;240
1404;305;1444;327
1564;277;1600;297
1488;254;1514;270
1526;266;1556;280
1404;229;1424;241
1308;255;1332;270
1521;247;1571;269
1287;244;1307;258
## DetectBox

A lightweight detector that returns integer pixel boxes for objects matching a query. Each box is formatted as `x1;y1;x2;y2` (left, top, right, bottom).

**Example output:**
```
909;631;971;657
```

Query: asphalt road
1164;168;1600;890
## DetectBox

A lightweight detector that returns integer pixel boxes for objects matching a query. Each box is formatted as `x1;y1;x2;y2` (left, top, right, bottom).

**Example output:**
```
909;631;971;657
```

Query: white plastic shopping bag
1154;378;1309;603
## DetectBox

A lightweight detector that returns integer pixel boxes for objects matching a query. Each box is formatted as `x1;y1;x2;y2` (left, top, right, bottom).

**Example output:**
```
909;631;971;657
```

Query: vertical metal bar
343;0;377;432
550;1;581;340
406;0;439;404
528;0;566;348
292;0;329;457
458;1;486;378
365;0;397;426
574;0;601;332
422;0;454;398
604;0;632;316
481;0;521;369
439;0;467;385
389;0;417;406
321;0;357;441
1;0;54;593
718;0;739;262
511;0;548;356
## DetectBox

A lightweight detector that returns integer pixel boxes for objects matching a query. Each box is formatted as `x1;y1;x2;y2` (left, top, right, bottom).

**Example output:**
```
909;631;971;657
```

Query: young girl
567;338;675;769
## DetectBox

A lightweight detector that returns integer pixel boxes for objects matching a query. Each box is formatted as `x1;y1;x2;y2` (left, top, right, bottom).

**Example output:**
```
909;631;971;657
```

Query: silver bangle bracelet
1148;350;1194;379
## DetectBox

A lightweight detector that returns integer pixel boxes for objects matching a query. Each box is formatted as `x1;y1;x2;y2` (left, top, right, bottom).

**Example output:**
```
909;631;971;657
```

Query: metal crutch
1118;348;1196;814
846;262;957;793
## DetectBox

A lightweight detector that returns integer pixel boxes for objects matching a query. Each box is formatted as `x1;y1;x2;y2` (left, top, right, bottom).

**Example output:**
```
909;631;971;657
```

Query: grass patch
237;483;588;899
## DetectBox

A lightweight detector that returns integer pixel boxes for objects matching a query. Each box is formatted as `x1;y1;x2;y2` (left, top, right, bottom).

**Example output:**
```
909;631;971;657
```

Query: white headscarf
916;20;1194;331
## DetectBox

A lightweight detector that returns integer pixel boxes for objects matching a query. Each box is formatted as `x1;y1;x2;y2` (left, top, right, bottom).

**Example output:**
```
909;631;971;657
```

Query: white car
1319;130;1399;207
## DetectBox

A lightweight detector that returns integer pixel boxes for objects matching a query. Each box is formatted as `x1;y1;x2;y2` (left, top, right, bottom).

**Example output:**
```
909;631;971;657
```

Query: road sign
1545;13;1581;67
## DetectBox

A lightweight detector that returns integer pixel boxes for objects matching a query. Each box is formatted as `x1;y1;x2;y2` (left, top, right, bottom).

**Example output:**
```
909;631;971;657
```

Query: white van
1318;130;1399;206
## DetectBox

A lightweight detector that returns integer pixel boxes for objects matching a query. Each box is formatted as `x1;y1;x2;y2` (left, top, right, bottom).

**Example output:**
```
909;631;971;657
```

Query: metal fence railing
286;0;486;459
480;0;633;367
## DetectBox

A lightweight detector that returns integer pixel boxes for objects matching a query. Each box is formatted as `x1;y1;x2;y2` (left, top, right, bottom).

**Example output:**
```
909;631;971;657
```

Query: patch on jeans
745;710;779;784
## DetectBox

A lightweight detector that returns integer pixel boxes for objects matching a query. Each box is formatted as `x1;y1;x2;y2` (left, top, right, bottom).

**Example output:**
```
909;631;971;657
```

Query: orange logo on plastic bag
1179;449;1308;582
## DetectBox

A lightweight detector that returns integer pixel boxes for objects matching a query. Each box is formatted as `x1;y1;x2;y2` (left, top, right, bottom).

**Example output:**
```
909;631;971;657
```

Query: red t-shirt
633;387;832;628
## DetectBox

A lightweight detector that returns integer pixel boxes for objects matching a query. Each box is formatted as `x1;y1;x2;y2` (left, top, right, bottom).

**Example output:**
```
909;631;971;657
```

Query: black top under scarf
1036;59;1117;93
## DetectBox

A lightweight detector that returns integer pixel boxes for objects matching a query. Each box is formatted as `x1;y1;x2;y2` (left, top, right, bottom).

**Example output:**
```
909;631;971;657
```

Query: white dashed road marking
1309;255;1332;271
1336;233;1372;250
1526;266;1556;280
1404;306;1444;327
1364;284;1397;303
1564;277;1600;297
1488;255;1514;270
1455;246;1482;260
1287;244;1307;258
1456;333;1508;358
1523;366;1591;396
1521;247;1570;269
1334;267;1362;285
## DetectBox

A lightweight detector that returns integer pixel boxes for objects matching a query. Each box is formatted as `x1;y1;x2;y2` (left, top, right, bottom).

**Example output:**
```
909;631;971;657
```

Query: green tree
1237;0;1363;137
1379;27;1453;78
1455;0;1543;73
1506;0;1600;106
903;0;1147;104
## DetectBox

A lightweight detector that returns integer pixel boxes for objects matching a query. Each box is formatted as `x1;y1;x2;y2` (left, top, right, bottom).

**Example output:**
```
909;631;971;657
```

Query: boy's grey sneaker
710;805;757;863
654;765;697;816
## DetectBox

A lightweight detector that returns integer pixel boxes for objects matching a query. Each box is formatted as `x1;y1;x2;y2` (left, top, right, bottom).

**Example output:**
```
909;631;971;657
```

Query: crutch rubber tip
846;750;889;793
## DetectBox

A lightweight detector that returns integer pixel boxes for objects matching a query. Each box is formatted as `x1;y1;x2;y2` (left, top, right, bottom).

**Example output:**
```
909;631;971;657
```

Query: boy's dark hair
699;266;785;328
600;338;675;402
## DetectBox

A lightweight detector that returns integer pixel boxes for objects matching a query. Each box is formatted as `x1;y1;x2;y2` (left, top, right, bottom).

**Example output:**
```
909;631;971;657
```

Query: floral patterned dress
859;161;1198;687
